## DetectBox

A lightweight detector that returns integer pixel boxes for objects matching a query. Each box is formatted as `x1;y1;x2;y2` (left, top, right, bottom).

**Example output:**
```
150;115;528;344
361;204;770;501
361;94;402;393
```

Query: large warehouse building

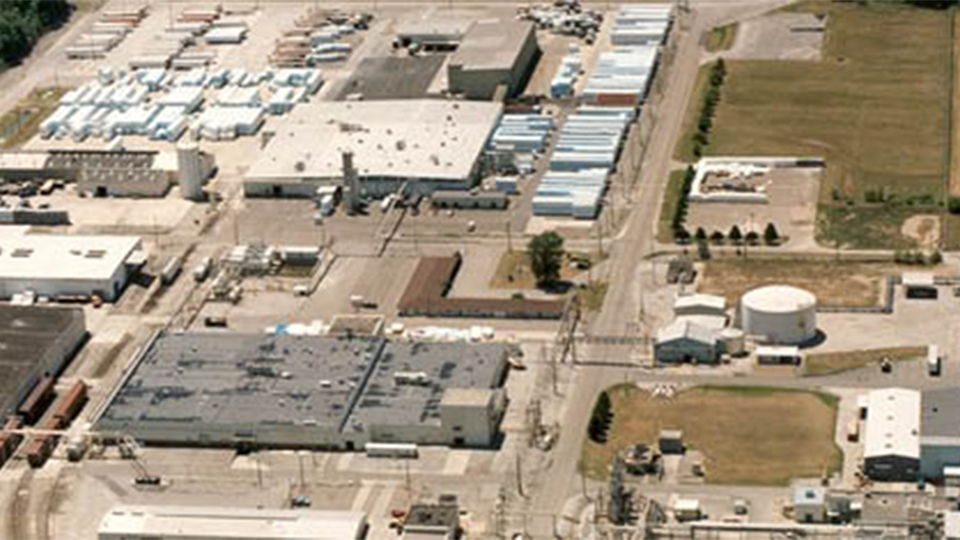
243;100;502;198
919;388;960;480
96;333;512;450
447;19;539;100
0;227;143;301
0;305;86;418
863;388;921;482
98;505;368;540
739;285;817;345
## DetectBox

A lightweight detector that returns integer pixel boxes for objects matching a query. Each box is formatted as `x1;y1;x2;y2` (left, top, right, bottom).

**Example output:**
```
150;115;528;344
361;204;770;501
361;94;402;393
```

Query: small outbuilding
673;294;726;318
659;429;684;455
793;486;827;523
756;345;802;366
902;272;937;300
654;320;719;364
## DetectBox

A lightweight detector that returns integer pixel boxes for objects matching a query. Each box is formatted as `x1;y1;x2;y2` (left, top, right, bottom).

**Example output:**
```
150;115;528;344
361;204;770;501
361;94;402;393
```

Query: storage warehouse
98;505;368;540
244;100;502;198
447;19;539;100
0;305;86;418
863;388;921;482
95;333;512;450
0;227;143;302
739;285;817;345
654;319;719;364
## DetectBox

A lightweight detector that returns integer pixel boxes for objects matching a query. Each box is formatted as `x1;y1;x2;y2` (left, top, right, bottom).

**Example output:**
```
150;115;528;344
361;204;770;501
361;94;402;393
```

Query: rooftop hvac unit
394;371;430;386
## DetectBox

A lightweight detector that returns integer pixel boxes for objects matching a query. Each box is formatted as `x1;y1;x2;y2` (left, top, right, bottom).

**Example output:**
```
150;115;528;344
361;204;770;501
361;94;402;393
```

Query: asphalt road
526;0;804;527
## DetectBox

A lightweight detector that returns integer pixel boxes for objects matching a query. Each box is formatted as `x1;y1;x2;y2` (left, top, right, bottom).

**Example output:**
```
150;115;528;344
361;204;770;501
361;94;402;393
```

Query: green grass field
581;385;843;485
695;1;953;249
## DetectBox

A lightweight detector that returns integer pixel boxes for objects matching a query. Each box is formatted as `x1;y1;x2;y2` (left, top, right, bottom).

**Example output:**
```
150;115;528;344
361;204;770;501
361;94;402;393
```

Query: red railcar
0;417;23;468
52;381;87;427
18;377;55;425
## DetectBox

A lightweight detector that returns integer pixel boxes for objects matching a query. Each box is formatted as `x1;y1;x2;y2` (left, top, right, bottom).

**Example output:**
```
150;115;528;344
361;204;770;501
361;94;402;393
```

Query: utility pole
506;219;513;253
515;453;525;498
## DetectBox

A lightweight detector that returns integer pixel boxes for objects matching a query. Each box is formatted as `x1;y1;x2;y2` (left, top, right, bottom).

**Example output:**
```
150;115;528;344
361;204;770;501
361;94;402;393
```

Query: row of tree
0;1;72;69
670;166;696;239
676;223;780;246
691;58;726;159
588;391;613;444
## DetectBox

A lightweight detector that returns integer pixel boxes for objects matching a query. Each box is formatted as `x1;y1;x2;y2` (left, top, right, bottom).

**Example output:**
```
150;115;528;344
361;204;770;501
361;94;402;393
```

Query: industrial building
0;148;214;199
863;388;921;482
792;486;827;523
0;227;143;302
673;294;727;318
397;254;565;320
654;319;719;364
98;505;368;540
244;100;502;198
0;305;86;418
739;285;817;345
95;333;513;450
919;388;960;480
447;19;539;100
431;190;508;210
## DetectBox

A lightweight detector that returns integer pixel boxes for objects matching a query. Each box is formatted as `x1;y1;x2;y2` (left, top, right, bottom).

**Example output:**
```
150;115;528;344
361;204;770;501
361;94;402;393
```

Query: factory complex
96;332;513;450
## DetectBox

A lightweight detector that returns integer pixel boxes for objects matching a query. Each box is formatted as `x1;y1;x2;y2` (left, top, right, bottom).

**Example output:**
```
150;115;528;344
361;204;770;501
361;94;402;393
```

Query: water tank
177;141;204;201
719;328;745;357
740;285;817;345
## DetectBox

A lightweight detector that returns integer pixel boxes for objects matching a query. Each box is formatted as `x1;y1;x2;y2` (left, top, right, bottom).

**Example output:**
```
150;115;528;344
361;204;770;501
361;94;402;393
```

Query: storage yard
4;1;960;540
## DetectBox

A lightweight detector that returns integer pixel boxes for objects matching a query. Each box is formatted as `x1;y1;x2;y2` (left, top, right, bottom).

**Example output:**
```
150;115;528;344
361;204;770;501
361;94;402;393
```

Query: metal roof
656;319;717;346
0;227;142;282
674;293;726;313
864;388;920;460
98;505;367;540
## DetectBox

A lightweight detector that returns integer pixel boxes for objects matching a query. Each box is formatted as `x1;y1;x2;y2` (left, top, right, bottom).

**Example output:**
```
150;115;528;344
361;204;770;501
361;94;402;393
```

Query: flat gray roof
922;388;960;440
100;334;385;431
450;19;534;71
346;341;508;431
99;333;511;439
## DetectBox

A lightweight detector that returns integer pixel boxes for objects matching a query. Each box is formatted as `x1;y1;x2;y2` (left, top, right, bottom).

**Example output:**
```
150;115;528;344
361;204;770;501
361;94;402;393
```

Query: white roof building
674;293;726;316
0;226;142;301
656;319;717;346
244;100;503;197
864;388;921;461
98;505;368;540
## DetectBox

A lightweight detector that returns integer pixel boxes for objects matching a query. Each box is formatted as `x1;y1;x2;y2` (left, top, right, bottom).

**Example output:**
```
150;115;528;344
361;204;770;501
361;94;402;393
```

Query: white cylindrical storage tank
719;328;745;357
178;141;204;201
740;285;817;345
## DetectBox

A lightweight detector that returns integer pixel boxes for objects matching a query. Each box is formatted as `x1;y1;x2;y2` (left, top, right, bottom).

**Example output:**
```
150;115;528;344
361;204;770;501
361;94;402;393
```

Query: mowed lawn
704;2;952;248
698;257;893;309
581;385;843;486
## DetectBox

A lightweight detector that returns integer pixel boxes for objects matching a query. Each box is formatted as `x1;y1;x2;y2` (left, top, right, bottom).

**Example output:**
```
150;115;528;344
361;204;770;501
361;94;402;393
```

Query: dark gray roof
921;388;960;439
0;305;84;415
99;333;510;438
346;341;508;431
100;334;384;430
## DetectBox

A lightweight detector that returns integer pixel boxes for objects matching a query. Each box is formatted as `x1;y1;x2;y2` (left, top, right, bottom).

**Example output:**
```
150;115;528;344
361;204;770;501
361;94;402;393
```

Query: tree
694;227;707;242
528;231;565;289
745;231;760;245
710;230;725;244
674;226;690;244
728;225;743;244
715;57;727;77
763;222;780;245
588;391;614;444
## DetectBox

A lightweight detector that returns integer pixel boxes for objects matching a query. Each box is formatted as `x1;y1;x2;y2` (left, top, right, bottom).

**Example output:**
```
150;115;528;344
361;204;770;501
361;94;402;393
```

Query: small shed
673;498;700;522
793;486;827;523
756;345;802;366
659;429;684;455
903;272;937;299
